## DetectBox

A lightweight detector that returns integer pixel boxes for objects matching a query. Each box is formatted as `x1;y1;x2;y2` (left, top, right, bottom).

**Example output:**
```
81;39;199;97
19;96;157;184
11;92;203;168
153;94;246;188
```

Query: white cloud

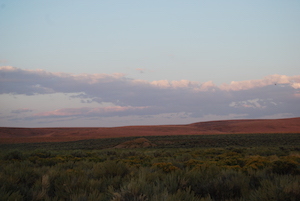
150;80;171;88
230;98;280;109
1;66;300;126
291;82;300;89
199;81;216;91
219;74;299;91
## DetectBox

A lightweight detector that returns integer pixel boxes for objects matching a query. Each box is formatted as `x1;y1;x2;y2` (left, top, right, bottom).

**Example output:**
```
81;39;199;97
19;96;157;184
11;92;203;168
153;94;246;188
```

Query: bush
272;159;299;175
249;175;300;201
207;169;249;200
30;150;53;158
3;150;24;160
1;135;300;200
93;160;130;178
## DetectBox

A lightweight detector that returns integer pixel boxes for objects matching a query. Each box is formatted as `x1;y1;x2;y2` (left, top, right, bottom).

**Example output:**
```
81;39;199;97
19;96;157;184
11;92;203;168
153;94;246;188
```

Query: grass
0;133;300;200
1;133;300;151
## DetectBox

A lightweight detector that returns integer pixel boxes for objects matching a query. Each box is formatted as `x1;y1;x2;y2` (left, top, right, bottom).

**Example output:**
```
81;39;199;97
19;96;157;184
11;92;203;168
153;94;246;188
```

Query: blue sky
0;0;299;127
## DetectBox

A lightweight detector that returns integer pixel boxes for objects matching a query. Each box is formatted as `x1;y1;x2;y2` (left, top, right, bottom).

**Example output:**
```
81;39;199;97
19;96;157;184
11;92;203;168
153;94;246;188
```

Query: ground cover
1;133;300;200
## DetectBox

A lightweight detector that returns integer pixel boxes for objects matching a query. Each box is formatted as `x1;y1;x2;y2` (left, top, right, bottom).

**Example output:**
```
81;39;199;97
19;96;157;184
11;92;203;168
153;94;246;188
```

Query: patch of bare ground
114;138;156;148
0;117;299;144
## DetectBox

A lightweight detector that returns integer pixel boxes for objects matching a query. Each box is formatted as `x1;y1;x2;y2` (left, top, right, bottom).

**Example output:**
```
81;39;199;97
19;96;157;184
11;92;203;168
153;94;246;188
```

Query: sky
0;0;299;127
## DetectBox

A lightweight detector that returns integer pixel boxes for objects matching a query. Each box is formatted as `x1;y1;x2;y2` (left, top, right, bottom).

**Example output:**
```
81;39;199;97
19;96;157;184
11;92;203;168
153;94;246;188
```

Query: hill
0;117;299;144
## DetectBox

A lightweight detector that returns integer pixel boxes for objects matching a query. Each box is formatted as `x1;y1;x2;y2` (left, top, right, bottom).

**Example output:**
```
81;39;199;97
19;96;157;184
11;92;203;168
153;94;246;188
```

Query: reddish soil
0;117;299;144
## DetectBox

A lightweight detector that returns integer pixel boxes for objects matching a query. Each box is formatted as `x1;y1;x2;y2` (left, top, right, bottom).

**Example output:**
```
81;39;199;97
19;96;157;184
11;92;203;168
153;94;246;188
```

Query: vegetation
1;133;300;200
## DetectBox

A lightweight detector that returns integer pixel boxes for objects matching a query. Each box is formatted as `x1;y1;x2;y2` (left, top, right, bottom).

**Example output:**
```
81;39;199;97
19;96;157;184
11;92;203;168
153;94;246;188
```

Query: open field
1;117;300;200
1;133;300;200
1;133;300;151
1;117;300;144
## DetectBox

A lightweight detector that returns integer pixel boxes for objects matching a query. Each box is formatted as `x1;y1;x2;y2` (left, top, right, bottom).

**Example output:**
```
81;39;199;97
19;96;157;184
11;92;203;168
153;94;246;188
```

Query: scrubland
1;133;300;201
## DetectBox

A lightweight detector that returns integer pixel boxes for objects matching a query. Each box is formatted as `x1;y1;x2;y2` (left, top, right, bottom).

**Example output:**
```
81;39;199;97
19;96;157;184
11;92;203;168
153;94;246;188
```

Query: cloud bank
1;66;300;126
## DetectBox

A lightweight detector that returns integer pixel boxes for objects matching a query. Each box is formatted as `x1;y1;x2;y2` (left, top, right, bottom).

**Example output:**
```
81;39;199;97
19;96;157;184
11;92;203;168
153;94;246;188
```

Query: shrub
0;189;23;201
93;161;130;178
165;187;198;201
249;175;300;201
1;134;300;200
3;150;24;160
70;150;88;158
207;169;250;200
152;163;180;173
272;159;299;175
244;155;271;170
30;150;53;158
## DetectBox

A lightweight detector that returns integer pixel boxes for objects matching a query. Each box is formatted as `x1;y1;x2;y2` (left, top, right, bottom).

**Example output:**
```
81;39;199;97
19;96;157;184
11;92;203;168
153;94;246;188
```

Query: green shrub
165;187;198;201
272;159;299;175
0;189;23;201
30;150;53;158
3;150;24;160
152;162;180;173
70;150;88;158
244;155;271;170
249;175;300;201
207;169;250;200
93;160;130;178
1;134;300;200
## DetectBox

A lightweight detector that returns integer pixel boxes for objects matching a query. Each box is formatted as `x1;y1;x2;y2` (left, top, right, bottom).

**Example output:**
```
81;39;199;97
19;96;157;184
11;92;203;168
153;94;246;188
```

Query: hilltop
0;117;299;144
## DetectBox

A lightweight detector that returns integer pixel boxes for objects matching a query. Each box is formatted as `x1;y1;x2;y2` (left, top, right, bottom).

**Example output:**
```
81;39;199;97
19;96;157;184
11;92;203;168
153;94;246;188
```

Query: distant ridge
0;117;299;144
190;117;300;134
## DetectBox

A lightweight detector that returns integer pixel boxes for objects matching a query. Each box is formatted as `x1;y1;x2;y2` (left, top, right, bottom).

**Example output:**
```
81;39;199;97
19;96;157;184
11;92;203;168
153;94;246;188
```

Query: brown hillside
0;117;299;144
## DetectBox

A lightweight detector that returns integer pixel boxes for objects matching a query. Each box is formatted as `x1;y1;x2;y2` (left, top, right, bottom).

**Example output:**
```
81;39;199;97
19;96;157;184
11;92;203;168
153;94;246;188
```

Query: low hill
114;138;156;148
0;117;299;144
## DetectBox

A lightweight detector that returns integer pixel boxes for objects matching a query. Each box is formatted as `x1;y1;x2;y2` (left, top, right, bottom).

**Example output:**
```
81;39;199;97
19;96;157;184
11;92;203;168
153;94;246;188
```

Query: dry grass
1;117;299;144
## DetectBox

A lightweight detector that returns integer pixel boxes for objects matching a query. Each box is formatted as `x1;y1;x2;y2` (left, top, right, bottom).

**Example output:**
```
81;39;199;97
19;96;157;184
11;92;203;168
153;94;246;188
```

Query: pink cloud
149;75;300;92
34;108;88;117
0;66;125;83
150;80;171;88
219;74;300;91
1;66;299;92
150;80;203;90
34;106;148;118
199;81;216;91
0;66;16;71
1;66;300;125
171;80;194;88
291;82;300;89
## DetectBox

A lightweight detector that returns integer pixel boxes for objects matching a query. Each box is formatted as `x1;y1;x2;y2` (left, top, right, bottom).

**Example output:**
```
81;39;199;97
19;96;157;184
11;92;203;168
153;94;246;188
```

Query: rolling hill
0;117;299;144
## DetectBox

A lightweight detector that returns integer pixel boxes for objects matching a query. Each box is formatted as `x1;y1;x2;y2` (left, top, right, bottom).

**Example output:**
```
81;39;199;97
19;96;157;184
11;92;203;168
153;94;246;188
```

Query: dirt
0;117;299;144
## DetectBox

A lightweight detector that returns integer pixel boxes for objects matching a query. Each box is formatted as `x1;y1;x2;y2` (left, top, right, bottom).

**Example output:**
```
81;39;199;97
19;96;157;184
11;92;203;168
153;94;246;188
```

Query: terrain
0;117;300;144
1;118;300;200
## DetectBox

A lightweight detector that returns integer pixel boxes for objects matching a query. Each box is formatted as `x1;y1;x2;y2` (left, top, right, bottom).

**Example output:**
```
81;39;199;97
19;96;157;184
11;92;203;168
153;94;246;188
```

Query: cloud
229;98;274;109
33;106;148;118
1;66;300;125
11;108;33;114
291;82;300;89
219;74;300;91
